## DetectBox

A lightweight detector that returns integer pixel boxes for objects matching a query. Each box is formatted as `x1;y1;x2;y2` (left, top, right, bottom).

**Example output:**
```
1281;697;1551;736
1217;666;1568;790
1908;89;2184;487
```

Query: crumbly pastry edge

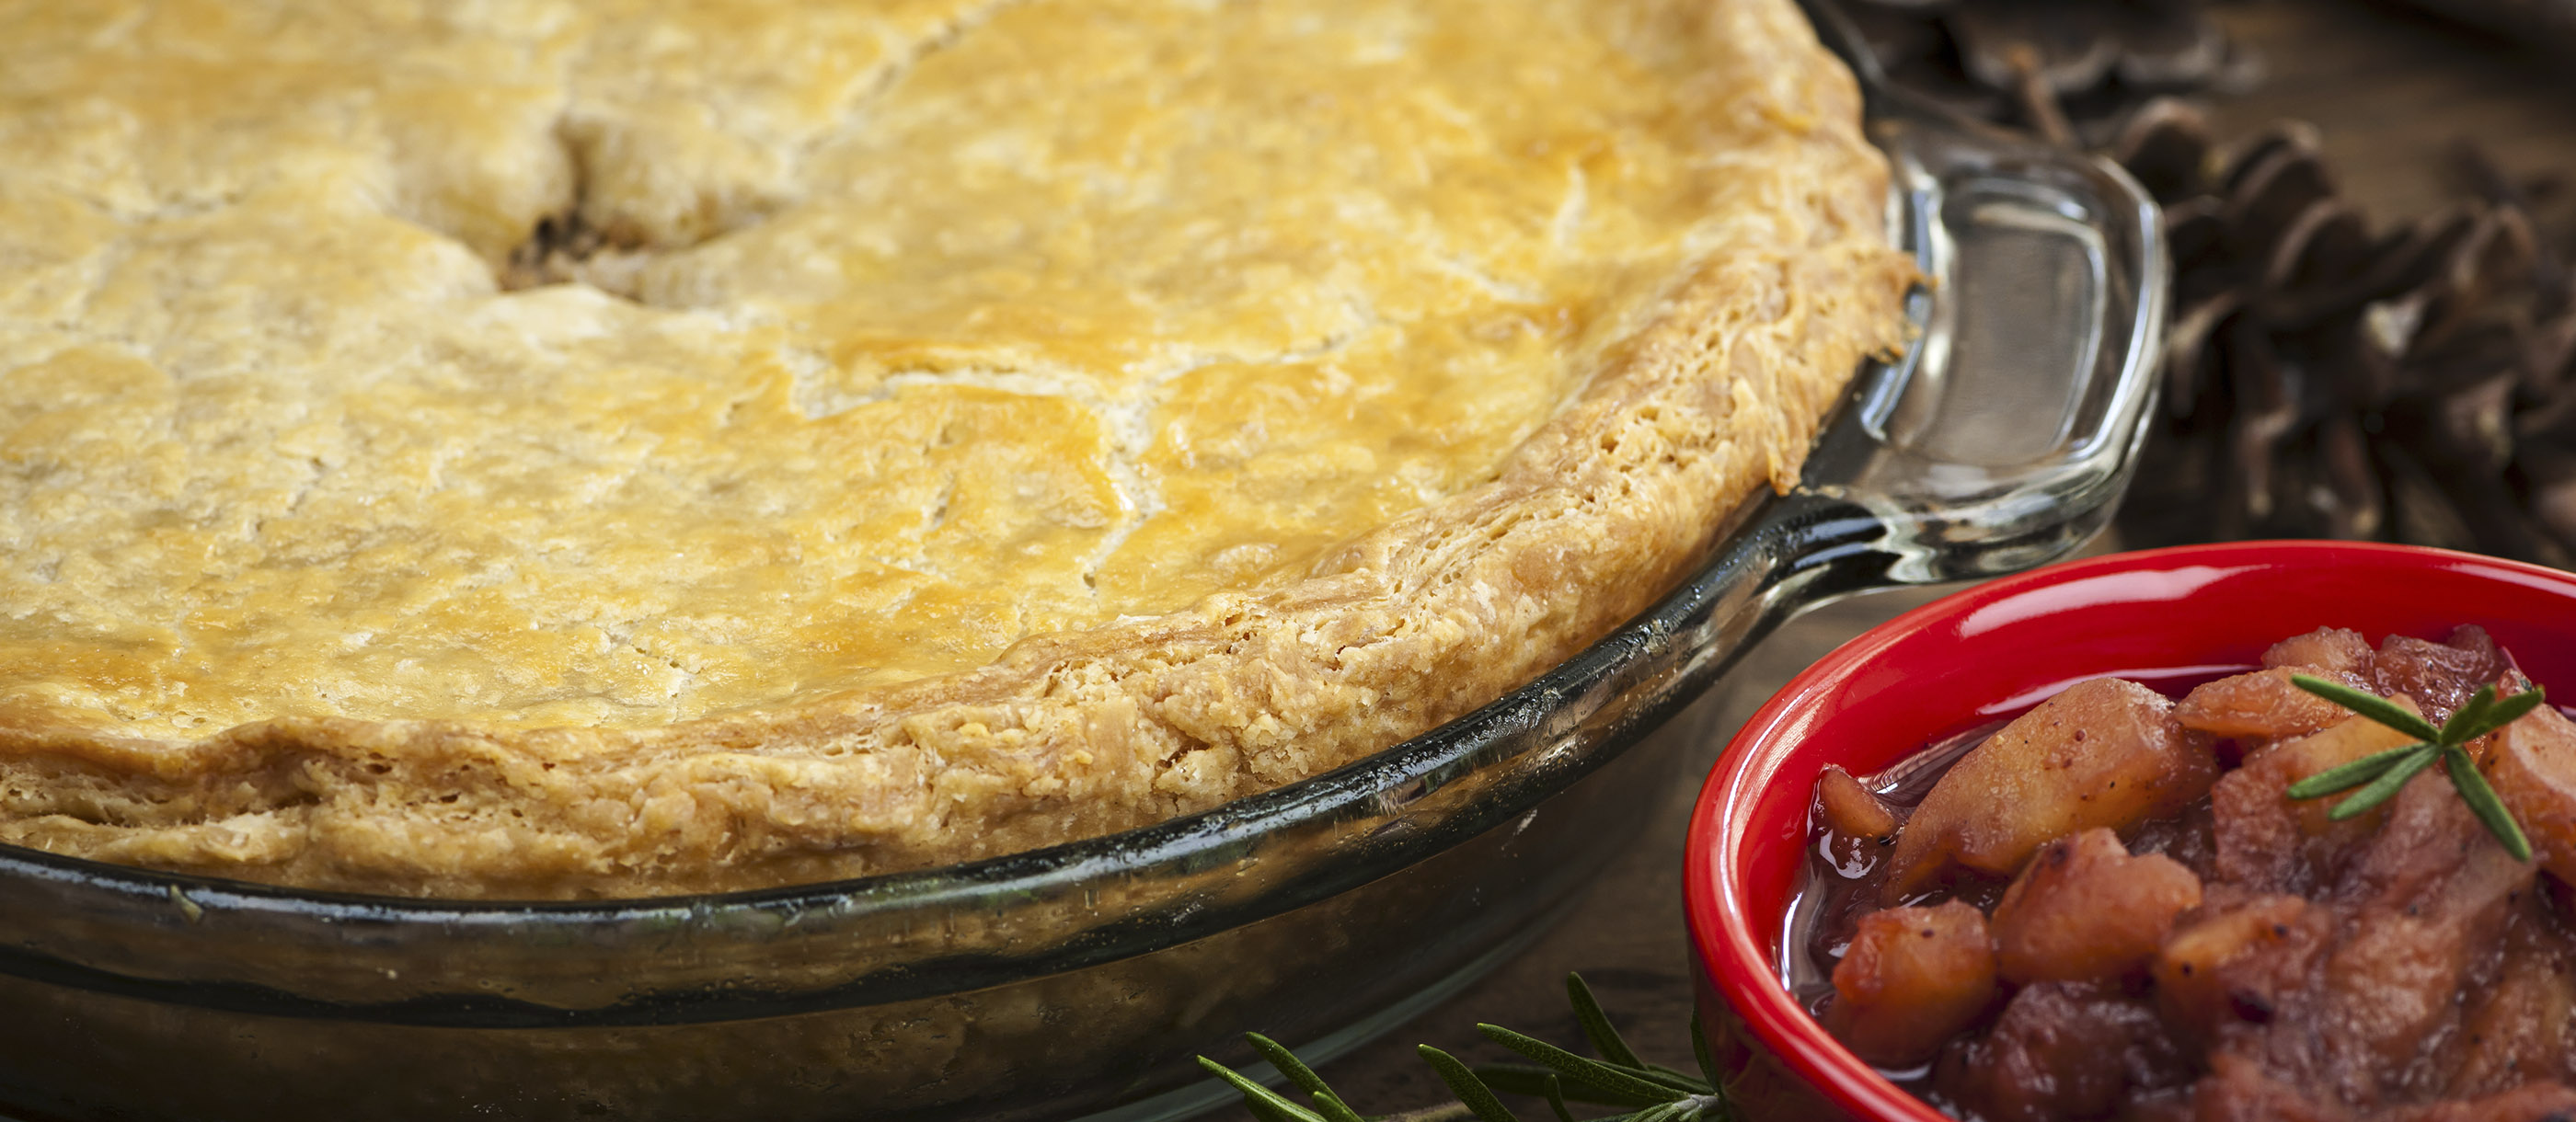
0;38;1916;899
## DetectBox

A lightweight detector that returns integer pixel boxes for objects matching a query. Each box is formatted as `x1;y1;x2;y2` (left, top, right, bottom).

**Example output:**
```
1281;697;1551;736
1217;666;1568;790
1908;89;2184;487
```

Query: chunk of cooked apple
2260;626;2373;676
2176;668;2368;742
2451;912;2576;1096
1990;828;2202;986
2373;627;2508;724
2152;892;2323;1040
1938;982;2186;1122
2211;709;2423;892
1823;899;1998;1068
1883;679;2217;900
2481;703;2576;885
1816;763;1899;842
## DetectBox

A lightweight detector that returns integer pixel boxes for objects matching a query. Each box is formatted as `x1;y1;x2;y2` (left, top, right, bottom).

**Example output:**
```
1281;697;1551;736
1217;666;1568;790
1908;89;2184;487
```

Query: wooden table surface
1271;2;2576;1115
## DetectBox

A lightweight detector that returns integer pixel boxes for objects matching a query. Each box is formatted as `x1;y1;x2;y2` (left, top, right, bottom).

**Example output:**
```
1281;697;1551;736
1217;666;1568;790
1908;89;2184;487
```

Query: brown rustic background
1283;0;2576;1112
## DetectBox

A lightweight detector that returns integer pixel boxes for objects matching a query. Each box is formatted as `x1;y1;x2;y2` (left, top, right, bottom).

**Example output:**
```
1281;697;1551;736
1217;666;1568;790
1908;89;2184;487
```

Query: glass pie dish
0;13;2168;1122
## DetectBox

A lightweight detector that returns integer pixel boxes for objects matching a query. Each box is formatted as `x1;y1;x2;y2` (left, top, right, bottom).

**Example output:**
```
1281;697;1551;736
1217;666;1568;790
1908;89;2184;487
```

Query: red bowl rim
1680;539;2576;1121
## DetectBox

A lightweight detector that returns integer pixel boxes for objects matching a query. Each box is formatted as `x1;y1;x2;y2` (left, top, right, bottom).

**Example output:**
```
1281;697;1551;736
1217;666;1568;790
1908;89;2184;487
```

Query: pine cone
2111;102;2576;563
1842;0;2249;141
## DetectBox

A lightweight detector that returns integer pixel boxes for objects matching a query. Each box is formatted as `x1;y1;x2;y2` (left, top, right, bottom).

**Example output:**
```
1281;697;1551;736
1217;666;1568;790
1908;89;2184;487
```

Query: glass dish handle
1742;94;2169;624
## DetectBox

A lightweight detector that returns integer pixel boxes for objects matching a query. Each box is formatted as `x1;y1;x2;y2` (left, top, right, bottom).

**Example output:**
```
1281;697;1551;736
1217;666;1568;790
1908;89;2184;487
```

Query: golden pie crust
0;0;1910;897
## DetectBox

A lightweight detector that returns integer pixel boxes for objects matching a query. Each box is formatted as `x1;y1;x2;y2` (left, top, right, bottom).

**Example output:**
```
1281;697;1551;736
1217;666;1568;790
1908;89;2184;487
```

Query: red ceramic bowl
1682;540;2576;1121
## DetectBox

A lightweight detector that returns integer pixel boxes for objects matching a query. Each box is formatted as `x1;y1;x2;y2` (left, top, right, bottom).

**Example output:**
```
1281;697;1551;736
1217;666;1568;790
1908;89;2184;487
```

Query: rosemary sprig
1196;973;1734;1122
2283;674;2543;861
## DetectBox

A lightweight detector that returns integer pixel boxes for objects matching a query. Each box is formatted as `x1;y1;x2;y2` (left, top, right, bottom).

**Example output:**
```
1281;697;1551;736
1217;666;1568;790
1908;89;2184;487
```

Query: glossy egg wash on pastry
0;0;1911;895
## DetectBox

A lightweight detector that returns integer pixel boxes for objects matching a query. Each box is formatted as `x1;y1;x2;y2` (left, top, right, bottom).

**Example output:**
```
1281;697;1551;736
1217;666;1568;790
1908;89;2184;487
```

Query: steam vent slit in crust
0;0;1912;898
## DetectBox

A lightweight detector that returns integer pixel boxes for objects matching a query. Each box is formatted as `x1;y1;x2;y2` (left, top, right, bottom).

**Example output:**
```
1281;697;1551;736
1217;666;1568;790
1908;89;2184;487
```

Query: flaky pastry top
0;0;1911;895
